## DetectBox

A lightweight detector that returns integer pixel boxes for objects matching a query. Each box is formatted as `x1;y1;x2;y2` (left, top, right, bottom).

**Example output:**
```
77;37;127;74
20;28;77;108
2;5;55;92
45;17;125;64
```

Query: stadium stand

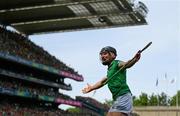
0;26;112;116
0;27;84;115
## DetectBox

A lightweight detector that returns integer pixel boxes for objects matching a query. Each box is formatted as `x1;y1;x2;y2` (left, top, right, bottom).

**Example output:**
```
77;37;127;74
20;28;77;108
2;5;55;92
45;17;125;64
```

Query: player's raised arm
118;50;141;70
118;42;152;70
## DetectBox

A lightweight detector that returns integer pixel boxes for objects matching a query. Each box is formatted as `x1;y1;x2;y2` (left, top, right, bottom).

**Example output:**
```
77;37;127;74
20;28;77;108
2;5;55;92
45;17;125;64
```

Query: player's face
100;52;114;65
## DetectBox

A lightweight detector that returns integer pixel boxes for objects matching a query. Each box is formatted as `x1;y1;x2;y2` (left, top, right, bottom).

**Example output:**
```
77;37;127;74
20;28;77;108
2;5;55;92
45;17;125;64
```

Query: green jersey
107;60;131;100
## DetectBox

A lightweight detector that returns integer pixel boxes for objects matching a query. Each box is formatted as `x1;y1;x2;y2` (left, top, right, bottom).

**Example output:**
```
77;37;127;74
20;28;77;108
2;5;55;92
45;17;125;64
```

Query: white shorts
109;93;133;116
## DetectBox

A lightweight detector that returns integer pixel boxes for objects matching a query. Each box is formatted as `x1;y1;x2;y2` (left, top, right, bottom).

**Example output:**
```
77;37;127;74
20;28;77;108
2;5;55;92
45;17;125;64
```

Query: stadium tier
0;51;83;82
0;0;148;35
0;26;83;81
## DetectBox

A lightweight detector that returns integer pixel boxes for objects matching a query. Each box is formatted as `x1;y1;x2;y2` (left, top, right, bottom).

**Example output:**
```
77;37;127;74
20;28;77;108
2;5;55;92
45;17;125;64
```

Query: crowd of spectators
0;102;71;116
0;101;97;116
0;78;73;100
0;26;80;76
0;68;72;90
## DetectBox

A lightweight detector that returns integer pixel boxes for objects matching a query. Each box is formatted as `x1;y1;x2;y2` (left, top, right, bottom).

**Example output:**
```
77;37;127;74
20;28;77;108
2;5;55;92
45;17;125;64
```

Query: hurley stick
103;42;152;85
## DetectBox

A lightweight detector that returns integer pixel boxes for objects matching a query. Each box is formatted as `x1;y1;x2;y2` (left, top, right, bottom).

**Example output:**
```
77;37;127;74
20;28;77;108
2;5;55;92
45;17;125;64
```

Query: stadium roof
0;0;148;35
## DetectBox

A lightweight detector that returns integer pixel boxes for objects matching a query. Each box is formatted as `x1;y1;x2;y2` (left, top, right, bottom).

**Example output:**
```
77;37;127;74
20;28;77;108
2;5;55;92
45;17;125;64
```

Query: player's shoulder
114;60;122;64
113;60;121;66
115;60;125;67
